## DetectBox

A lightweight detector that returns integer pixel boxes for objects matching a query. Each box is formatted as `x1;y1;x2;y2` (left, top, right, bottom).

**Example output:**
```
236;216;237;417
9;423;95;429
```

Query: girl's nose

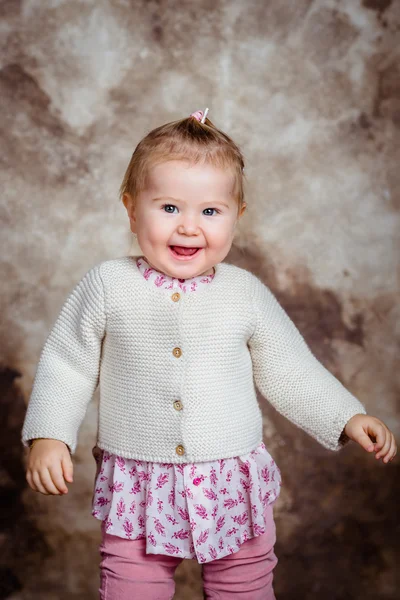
177;220;200;235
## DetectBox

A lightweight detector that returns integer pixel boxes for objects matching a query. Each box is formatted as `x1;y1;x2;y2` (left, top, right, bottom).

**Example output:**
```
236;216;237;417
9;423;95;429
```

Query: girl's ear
238;202;247;219
122;193;137;234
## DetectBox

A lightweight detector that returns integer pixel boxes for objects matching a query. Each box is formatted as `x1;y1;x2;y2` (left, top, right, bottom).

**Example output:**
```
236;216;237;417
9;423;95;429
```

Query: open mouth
169;246;202;259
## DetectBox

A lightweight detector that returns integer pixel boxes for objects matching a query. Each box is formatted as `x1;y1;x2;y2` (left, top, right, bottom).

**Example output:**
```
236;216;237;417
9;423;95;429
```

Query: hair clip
190;107;209;123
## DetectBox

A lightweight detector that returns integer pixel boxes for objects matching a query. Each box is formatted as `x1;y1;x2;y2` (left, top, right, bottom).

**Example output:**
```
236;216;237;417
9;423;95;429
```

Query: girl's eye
161;204;220;216
162;204;177;213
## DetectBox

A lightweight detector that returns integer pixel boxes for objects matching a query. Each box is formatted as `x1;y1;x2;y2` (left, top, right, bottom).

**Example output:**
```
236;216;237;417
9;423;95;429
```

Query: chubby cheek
207;224;236;249
138;213;167;242
209;234;230;250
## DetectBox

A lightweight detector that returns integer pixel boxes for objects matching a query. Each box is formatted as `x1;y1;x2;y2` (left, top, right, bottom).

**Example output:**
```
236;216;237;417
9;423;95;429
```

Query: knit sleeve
248;275;367;452
21;263;106;455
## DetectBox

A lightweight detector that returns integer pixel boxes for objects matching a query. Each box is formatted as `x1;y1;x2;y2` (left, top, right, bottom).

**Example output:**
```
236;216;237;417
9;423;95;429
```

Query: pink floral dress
91;256;282;563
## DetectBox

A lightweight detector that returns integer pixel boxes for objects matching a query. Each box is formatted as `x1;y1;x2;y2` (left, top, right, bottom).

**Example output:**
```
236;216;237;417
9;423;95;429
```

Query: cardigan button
172;347;182;358
173;400;183;411
171;292;181;302
176;444;185;456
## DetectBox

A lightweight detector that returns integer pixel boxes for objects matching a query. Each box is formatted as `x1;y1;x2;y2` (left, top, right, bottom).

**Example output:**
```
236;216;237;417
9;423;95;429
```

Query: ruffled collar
136;256;215;294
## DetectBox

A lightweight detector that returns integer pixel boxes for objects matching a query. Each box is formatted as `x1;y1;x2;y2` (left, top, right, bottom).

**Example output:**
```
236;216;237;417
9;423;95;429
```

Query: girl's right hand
26;439;74;495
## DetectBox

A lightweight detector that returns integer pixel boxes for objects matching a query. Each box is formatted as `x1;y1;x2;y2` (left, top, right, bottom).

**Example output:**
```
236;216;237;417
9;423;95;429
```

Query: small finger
32;470;50;495
61;456;74;483
376;429;390;459
48;465;68;494
357;433;376;452
373;426;387;456
26;470;38;492
383;435;396;463
40;468;62;495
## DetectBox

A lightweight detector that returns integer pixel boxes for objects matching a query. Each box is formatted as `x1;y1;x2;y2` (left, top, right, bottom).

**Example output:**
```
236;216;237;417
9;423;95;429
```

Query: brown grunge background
1;0;399;598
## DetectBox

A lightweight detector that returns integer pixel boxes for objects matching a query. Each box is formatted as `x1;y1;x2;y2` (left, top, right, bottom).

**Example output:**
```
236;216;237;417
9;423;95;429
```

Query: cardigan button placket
170;284;184;452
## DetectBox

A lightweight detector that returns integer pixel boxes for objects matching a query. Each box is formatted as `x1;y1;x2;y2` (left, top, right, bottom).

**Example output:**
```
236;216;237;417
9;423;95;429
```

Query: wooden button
171;292;181;302
173;400;183;411
176;444;185;456
172;347;182;358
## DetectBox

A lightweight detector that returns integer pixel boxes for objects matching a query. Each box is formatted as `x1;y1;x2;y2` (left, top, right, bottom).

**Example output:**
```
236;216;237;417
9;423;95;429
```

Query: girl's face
123;160;246;279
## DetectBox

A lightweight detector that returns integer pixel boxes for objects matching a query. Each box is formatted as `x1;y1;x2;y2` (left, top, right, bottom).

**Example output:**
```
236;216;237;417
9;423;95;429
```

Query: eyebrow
152;197;231;209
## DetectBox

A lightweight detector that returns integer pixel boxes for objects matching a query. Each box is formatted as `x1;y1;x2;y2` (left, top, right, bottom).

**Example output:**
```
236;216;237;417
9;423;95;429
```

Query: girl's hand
26;439;74;495
344;414;397;463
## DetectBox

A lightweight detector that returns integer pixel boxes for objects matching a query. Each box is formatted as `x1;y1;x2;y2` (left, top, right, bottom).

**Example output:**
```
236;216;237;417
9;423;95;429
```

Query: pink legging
98;502;278;599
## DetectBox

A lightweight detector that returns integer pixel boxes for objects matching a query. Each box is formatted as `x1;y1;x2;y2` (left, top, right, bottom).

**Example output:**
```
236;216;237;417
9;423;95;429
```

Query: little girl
22;109;397;600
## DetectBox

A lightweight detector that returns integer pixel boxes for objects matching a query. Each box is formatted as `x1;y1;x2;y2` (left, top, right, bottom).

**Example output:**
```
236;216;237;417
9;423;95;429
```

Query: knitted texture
248;277;367;451
21;256;366;460
22;265;106;452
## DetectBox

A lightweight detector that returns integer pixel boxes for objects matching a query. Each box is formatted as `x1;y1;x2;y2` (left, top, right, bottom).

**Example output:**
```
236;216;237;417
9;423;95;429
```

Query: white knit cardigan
21;256;367;461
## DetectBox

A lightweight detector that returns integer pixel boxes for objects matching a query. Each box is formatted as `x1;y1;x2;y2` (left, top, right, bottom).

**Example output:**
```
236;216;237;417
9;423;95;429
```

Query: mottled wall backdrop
1;0;399;598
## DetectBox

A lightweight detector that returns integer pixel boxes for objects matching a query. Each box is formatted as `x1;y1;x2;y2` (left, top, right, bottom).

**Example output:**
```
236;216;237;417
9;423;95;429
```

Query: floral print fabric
92;443;281;563
91;256;282;563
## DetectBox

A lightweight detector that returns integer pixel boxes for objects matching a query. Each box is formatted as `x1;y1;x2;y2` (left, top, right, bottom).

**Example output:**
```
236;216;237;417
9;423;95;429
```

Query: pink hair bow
190;108;209;123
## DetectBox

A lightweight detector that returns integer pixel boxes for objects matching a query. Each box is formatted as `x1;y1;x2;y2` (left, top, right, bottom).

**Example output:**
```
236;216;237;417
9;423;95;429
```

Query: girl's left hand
344;414;397;463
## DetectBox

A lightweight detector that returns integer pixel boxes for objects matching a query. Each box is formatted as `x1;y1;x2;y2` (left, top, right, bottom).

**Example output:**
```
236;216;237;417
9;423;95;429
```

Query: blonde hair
119;114;245;214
